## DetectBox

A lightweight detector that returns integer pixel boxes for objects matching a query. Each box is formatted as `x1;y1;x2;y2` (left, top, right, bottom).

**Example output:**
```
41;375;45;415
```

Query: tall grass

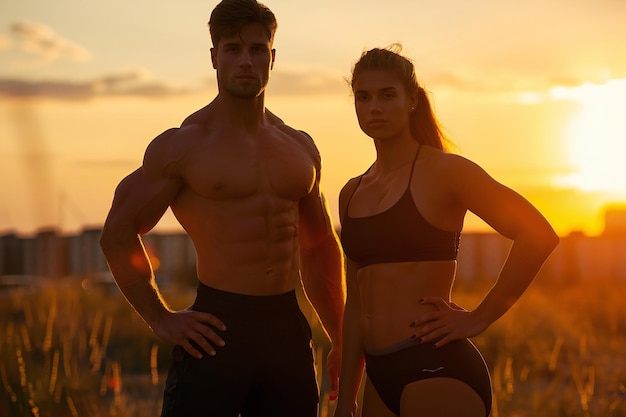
1;275;624;417
0;282;168;417
460;274;626;417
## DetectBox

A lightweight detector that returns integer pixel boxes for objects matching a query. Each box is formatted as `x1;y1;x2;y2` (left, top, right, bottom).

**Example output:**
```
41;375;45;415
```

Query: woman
333;45;559;417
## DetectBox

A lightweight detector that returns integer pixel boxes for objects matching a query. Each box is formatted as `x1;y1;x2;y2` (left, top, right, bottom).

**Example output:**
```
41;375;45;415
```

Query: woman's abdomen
357;261;456;352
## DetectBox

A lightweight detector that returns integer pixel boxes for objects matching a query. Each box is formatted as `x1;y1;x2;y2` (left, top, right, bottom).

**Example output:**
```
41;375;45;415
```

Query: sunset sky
1;0;626;237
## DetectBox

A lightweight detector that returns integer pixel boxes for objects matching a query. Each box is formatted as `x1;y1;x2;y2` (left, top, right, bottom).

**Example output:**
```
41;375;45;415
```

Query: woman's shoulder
338;175;364;212
419;146;496;199
340;176;362;196
422;145;484;174
338;176;363;223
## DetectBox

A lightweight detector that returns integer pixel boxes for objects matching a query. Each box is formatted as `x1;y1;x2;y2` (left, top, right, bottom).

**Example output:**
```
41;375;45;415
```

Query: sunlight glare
553;79;626;194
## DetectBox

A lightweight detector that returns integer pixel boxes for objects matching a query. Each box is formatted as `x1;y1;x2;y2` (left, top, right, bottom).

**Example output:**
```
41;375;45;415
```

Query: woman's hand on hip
410;297;488;348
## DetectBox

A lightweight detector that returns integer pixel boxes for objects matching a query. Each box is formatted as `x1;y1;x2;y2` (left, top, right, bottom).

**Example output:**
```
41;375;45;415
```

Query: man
99;1;345;415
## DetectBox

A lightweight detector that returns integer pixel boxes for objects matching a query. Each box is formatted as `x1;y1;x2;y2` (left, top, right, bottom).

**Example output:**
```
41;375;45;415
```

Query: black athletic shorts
160;283;319;417
365;338;492;416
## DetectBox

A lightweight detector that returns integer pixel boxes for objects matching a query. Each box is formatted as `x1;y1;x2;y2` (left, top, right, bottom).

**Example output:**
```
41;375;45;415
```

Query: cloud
417;66;623;103
6;20;91;65
0;68;192;100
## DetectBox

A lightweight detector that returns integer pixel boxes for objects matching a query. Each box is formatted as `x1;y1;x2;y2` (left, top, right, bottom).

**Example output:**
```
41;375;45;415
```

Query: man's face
211;23;275;99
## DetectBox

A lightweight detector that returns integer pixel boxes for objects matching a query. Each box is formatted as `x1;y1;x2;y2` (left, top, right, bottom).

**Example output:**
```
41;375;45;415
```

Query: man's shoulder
279;125;320;164
181;103;213;128
142;125;202;175
148;125;196;149
267;110;318;150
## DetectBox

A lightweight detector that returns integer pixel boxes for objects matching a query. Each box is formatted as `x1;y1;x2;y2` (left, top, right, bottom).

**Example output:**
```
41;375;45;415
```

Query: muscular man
99;1;344;415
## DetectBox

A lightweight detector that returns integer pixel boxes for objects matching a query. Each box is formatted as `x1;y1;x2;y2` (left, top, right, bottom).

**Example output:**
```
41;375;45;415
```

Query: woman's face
352;69;415;141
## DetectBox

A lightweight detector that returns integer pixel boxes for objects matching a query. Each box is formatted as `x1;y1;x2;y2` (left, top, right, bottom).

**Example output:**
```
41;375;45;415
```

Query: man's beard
226;78;267;99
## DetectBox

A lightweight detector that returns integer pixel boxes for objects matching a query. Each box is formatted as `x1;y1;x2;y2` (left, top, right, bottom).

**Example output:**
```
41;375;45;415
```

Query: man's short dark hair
209;0;278;47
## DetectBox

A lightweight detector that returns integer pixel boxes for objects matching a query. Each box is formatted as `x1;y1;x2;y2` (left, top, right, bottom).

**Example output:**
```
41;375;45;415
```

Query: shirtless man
99;1;344;415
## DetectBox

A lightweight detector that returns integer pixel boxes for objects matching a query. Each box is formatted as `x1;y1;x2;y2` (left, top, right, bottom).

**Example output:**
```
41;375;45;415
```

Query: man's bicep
106;168;180;236
142;128;180;179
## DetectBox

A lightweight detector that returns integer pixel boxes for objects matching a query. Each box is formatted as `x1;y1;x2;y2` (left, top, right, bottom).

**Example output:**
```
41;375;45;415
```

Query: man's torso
156;112;319;294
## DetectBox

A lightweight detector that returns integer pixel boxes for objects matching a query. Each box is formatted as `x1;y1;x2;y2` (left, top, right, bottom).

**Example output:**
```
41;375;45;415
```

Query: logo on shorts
421;367;445;373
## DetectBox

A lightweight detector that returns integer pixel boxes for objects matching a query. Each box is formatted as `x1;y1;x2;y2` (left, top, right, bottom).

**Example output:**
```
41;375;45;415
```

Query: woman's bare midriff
357;260;457;352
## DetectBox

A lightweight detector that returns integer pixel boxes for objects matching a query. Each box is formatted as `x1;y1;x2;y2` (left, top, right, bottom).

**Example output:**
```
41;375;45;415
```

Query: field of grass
459;275;626;417
1;274;624;417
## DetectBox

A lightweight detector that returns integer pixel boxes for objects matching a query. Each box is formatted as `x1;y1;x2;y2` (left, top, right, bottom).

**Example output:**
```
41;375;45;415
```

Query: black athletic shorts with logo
365;338;492;416
160;283;319;417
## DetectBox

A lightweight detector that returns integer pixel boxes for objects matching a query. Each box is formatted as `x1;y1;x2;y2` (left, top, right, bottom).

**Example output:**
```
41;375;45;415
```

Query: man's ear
270;48;276;70
210;47;217;69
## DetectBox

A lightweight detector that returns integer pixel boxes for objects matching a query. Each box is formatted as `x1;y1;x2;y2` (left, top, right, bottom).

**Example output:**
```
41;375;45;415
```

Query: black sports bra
340;146;460;269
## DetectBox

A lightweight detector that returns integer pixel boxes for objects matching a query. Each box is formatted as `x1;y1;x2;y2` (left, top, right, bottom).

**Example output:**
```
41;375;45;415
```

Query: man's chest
180;136;317;201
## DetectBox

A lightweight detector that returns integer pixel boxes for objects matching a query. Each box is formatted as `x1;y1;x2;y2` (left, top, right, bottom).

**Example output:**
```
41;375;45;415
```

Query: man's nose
240;51;252;67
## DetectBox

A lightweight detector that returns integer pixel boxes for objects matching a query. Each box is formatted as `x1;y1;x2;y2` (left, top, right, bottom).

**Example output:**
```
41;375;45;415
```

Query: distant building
142;232;197;288
34;228;68;279
66;227;110;282
603;206;626;237
0;233;23;276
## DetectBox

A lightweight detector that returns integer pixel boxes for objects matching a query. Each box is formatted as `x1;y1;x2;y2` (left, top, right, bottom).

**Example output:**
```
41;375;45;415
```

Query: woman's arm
414;155;559;347
333;258;364;417
333;179;365;416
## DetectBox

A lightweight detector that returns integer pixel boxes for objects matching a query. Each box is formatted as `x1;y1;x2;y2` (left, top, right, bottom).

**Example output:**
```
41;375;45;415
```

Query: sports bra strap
343;145;422;222
342;175;364;223
407;145;422;188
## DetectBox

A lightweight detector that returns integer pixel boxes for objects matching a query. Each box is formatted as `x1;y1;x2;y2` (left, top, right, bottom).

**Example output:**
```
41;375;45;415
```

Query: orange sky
2;0;626;237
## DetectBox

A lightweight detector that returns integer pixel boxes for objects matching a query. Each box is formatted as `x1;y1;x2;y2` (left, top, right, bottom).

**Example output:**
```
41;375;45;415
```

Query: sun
553;79;626;195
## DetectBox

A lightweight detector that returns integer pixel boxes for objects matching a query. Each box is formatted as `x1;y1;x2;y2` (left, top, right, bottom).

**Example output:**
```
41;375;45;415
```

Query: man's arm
298;196;345;344
298;184;345;399
100;131;226;359
100;166;179;322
